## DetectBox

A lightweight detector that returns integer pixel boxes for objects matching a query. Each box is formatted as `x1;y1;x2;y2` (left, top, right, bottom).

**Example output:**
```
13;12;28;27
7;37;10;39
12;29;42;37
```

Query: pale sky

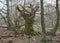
0;0;6;9
0;0;56;9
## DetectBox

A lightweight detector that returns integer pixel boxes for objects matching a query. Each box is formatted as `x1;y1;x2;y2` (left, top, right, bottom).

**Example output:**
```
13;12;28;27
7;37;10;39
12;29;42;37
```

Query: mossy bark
52;0;60;36
16;4;39;36
40;0;46;43
23;15;35;36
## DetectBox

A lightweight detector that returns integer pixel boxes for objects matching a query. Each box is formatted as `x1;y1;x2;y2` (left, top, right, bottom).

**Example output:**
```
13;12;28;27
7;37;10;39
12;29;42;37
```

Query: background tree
40;0;46;43
52;0;60;35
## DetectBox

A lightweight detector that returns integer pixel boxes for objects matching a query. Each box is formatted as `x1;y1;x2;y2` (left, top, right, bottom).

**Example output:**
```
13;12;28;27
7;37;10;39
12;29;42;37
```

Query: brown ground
0;28;60;43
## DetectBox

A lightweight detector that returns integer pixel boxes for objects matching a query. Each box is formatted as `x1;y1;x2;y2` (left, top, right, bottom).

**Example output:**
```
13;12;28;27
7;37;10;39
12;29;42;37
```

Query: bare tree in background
6;0;14;30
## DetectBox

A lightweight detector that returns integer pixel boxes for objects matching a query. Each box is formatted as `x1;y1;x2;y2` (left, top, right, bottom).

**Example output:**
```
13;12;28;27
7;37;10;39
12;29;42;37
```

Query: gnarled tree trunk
16;4;39;35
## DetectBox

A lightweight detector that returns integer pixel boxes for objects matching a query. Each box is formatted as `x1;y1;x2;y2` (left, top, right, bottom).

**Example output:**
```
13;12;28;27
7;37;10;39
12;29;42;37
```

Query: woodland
0;0;60;43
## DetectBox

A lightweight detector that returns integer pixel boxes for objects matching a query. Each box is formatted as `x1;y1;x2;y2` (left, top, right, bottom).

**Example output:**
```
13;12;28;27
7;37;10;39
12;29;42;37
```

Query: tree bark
6;0;14;30
53;0;60;35
16;4;39;35
6;0;10;28
40;0;46;43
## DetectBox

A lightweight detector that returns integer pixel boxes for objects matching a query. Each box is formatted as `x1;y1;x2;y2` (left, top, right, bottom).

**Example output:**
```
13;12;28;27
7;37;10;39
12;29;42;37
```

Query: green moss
15;19;21;30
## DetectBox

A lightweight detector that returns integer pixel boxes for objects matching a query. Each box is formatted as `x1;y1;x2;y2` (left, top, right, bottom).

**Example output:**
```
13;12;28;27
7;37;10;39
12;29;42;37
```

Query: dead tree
16;4;39;35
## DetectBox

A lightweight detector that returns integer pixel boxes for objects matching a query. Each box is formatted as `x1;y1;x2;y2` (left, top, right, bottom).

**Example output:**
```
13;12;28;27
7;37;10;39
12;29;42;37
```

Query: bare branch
0;13;7;24
19;4;31;14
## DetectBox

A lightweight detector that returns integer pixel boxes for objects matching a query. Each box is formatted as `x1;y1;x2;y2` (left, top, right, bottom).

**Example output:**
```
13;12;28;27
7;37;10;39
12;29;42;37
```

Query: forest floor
0;28;60;43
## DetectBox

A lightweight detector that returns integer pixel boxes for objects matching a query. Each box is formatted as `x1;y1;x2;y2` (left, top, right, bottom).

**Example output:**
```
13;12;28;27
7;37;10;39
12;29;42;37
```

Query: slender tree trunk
53;0;60;35
24;0;26;6
40;0;46;43
6;0;10;28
